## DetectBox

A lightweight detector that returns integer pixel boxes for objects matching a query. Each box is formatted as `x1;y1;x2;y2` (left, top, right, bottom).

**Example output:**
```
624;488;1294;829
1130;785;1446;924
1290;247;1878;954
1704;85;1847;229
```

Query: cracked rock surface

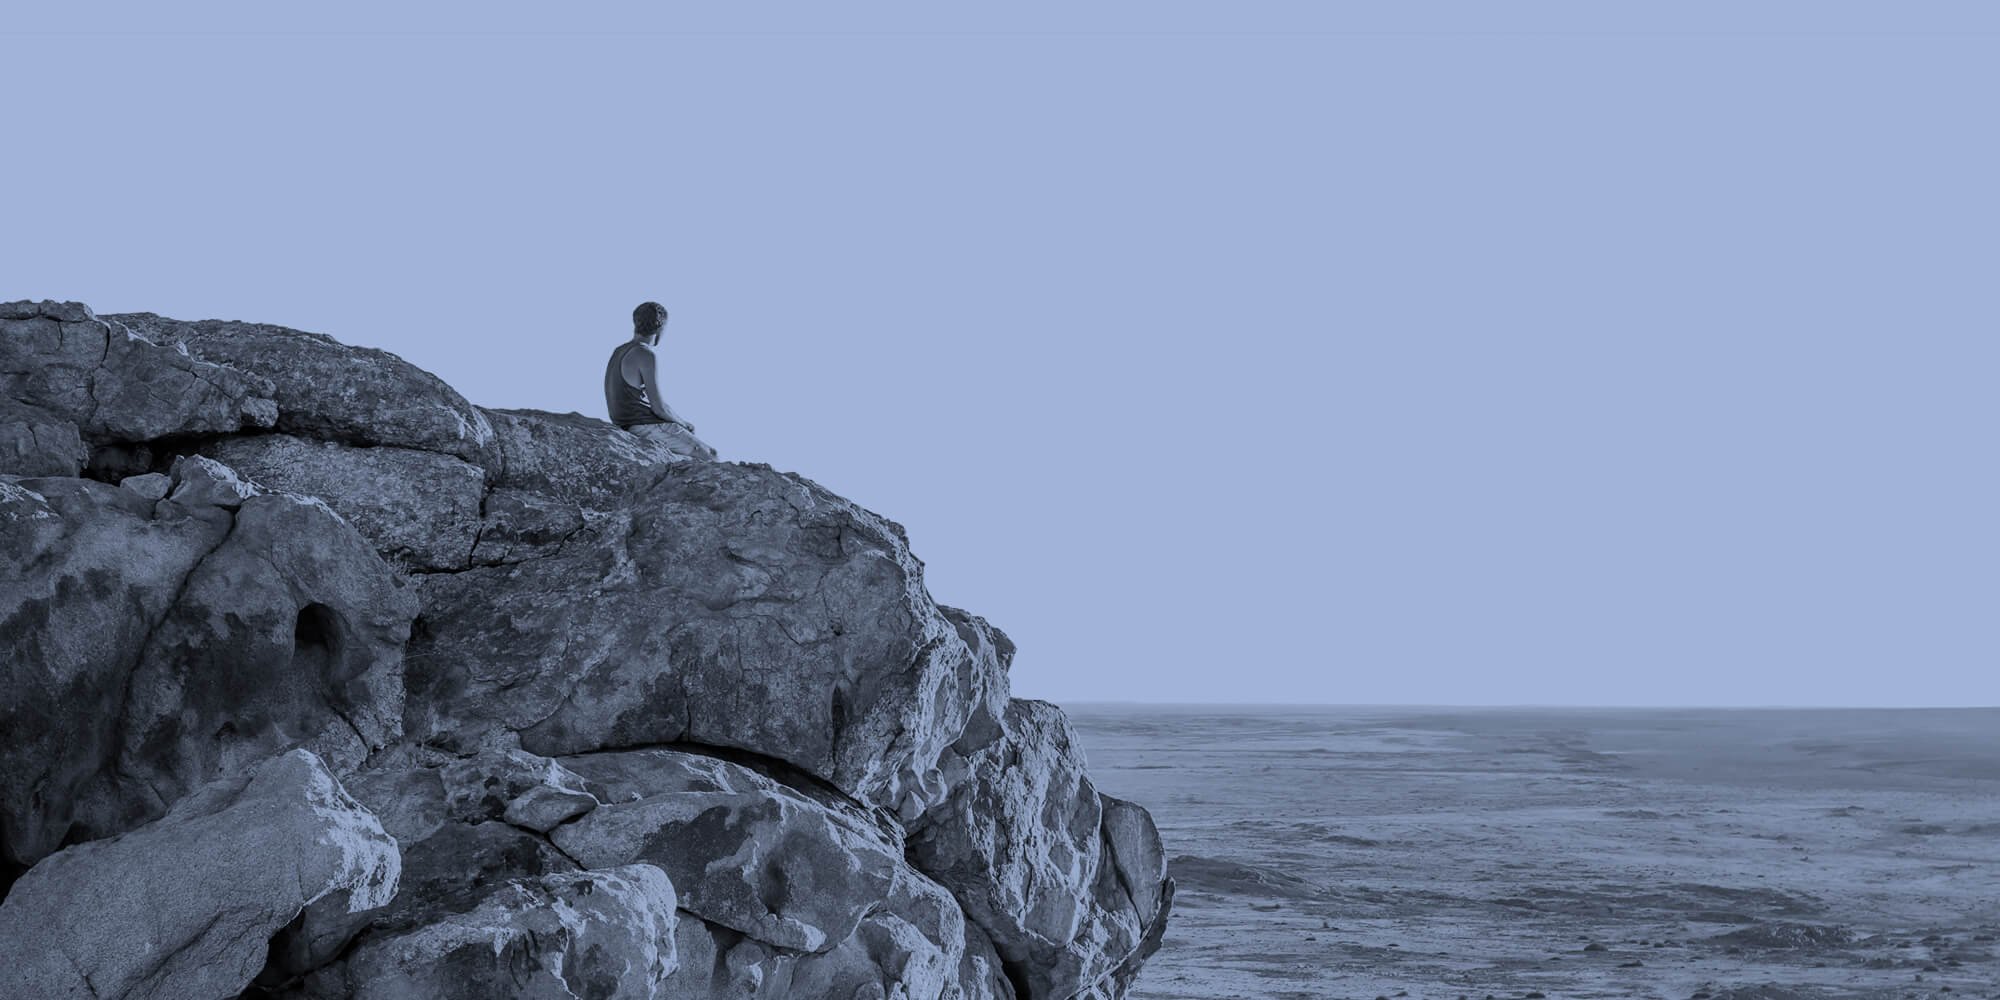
1;457;416;873
0;749;399;1000
0;299;1171;1000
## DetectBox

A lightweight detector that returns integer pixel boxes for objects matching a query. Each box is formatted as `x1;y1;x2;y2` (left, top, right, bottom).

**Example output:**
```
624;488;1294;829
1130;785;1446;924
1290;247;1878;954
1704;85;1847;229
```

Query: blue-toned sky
7;3;1995;706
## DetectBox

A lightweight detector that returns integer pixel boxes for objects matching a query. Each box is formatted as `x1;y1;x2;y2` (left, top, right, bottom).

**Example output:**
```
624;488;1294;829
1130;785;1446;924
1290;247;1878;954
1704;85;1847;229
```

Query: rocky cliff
0;300;1173;1000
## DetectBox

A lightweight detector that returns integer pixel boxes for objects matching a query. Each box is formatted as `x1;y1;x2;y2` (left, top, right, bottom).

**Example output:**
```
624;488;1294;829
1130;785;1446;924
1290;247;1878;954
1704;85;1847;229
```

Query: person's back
606;301;716;461
604;340;664;429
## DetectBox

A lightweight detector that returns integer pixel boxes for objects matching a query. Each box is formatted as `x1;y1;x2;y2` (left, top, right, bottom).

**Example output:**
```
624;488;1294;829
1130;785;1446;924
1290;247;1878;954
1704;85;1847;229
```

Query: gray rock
940;604;1015;755
166;451;264;508
483;406;682;509
0;398;87;476
0;471;417;872
465;486;589;566
200;433;487;571
407;460;1012;820
665;913;793;999
439;747;599;832
1100;793;1168;930
626;419;718;462
117;471;172;500
314;864;678;1000
551;748;1014;999
554;747;904;952
106;310;496;468
782;864;992;1000
955;916;1019;1000
664;881;1016;1000
0;299;1169;1000
340;764;450;845
1079;877;1175;1000
266;818;576;983
0;749;399;1000
908;698;1143;1000
1;298;95;322
0;303;278;445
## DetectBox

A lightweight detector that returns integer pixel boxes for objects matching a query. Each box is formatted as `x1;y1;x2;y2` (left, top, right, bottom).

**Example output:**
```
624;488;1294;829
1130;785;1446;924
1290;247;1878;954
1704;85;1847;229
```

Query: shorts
625;421;716;462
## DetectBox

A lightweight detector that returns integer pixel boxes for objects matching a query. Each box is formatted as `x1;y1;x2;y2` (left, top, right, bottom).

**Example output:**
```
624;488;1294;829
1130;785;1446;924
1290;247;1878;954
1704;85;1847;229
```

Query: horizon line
1051;699;1999;711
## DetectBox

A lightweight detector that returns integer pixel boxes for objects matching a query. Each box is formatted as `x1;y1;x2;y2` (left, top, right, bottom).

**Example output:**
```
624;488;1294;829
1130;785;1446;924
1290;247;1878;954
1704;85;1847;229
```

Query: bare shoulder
619;342;653;386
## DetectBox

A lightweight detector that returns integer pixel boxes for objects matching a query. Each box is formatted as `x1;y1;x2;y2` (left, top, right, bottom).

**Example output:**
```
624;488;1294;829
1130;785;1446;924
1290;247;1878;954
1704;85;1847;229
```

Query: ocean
1064;704;2000;1000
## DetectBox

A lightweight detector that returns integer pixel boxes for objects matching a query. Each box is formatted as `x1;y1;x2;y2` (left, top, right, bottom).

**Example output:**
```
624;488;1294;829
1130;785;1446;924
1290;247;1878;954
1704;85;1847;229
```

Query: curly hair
632;301;669;338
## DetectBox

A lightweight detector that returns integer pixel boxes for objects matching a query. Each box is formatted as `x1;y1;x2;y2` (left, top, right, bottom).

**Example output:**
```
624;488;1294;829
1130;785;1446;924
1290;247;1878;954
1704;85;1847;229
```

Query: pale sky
7;3;1996;706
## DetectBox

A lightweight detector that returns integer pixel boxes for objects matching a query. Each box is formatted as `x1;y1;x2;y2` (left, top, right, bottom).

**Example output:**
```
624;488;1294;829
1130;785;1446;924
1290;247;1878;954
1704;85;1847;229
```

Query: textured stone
407;460;1012;820
955;916;1019;1000
265;816;579;983
0;398;86;476
1100;793;1169;931
0;749;399;1000
663;882;1015;1000
166;451;263;507
0;302;277;445
0;298;1171;1000
0;468;417;873
201;433;487;570
909;698;1144;1000
483;406;682;509
553;746;1013;999
1079;878;1175;1000
439;747;599;832
465;487;589;566
107;310;496;468
2;299;95;322
117;471;171;500
258;752;601;981
782;864;987;1000
340;764;449;844
627;419;718;462
313;864;678;1000
554;748;902;952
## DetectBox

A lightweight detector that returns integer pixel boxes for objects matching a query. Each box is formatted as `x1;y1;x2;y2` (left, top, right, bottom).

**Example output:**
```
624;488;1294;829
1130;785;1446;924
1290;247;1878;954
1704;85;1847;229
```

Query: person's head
632;301;669;345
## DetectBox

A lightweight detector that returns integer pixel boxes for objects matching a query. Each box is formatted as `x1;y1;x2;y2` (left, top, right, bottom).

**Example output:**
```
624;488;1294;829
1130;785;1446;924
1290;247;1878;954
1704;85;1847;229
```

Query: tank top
604;341;665;428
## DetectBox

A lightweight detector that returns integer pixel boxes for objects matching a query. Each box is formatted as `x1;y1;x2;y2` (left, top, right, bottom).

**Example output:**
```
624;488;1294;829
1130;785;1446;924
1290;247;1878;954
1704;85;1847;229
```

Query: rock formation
0;299;1172;1000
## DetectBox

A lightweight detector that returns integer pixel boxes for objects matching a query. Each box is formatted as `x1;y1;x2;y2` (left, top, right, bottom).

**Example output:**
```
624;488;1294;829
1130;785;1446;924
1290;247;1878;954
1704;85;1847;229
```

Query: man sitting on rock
606;301;716;461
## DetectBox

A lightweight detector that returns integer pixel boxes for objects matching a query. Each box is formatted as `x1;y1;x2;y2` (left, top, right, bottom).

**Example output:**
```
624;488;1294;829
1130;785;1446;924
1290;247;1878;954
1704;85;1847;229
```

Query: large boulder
0;298;1171;1000
482;406;686;510
908;698;1148;1000
552;747;1010;1000
266;818;577;983
306;865;679;1000
0;458;418;873
664;875;1014;1000
106;310;496;469
1076;879;1175;1000
784;864;1005;1000
464;486;593;566
257;756;676;1000
200;433;487;571
1;300;277;447
0;397;88;477
437;747;600;832
0;749;399;1000
1099;793;1170;936
553;747;907;953
405;459;1013;820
